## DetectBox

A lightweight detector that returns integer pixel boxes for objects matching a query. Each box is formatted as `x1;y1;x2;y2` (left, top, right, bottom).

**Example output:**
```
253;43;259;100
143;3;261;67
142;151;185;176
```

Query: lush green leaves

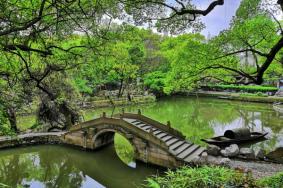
145;166;256;188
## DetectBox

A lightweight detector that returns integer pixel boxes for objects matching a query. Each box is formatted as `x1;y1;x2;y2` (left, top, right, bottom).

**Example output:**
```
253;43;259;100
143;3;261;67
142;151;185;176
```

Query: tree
0;0;245;133
144;71;167;96
100;42;139;97
0;1;119;131
159;33;230;93
161;0;283;87
208;0;283;84
120;0;224;34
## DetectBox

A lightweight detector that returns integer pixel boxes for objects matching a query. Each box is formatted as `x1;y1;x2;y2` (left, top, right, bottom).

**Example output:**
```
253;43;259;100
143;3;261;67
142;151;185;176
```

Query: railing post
149;127;154;134
167;121;171;132
102;112;106;118
122;108;125;114
138;109;141;115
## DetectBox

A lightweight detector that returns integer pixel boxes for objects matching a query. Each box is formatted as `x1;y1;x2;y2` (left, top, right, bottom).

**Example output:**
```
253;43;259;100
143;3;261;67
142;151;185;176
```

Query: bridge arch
63;112;205;168
92;128;137;155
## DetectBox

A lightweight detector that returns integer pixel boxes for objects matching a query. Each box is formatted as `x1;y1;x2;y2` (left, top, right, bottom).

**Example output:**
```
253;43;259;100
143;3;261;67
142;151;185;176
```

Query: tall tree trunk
6;107;17;132
121;79;128;98
117;79;124;98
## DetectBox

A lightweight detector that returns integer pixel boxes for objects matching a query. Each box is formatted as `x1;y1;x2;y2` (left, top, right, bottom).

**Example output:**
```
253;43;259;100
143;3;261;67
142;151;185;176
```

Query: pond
3;96;283;187
85;96;283;151
0;145;160;188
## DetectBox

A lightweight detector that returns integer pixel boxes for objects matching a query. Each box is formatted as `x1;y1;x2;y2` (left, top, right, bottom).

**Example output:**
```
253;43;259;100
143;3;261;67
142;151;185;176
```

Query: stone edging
186;91;283;104
0;132;65;149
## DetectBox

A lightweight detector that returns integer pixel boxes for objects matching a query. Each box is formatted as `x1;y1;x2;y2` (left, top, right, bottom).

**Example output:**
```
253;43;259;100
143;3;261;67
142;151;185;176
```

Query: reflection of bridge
64;110;205;168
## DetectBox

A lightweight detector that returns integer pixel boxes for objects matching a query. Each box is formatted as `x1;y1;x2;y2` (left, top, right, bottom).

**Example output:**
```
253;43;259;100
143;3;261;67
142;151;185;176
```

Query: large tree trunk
37;96;80;131
59;101;79;130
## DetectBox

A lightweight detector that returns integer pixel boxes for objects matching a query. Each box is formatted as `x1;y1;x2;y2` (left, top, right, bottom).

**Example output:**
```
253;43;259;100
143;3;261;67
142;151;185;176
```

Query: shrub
257;172;283;188
0;105;16;136
144;71;167;95
239;92;268;97
145;166;256;188
203;84;278;93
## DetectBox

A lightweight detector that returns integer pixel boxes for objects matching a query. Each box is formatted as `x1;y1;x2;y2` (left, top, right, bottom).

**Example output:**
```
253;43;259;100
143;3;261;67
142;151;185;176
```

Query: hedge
202;85;278;93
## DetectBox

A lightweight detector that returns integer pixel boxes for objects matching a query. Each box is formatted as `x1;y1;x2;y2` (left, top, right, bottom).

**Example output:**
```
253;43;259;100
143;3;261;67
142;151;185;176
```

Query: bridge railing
68;115;170;151
118;111;186;139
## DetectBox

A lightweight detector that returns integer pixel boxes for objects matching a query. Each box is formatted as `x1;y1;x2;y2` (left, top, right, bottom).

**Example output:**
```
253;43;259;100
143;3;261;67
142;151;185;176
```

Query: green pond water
2;96;283;187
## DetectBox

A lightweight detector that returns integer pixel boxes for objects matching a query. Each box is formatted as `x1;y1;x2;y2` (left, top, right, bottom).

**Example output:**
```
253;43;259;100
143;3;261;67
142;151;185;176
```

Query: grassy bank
202;85;278;93
145;166;283;188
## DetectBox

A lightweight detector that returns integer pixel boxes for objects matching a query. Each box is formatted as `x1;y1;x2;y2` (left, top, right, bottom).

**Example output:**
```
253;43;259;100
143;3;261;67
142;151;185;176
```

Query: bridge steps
166;138;179;146
156;132;167;138
170;141;185;150
162;135;173;142
184;147;205;162
174;143;193;155
154;131;163;135
123;117;205;163
177;145;199;159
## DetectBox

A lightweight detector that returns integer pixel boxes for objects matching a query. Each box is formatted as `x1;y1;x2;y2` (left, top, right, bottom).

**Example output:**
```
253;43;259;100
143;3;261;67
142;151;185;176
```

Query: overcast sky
192;0;241;37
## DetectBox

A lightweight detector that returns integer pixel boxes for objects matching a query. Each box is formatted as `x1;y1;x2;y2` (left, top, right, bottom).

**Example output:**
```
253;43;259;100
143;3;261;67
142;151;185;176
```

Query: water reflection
10;96;283;187
114;133;135;167
85;96;283;151
0;145;159;188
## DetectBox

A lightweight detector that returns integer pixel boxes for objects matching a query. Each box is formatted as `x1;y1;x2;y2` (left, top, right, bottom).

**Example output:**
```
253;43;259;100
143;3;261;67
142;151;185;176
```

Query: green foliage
0;104;8;128
160;33;221;94
0;0;282;133
0;183;9;187
145;166;283;188
205;84;278;93
144;71;167;94
239;92;268;97
257;172;283;188
73;78;93;95
145;166;256;188
233;0;262;24
0;103;16;136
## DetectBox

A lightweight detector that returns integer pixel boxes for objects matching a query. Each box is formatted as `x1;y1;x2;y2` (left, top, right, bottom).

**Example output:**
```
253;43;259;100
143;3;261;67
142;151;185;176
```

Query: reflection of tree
84;96;283;149
0;155;21;187
0;147;85;187
114;133;135;165
234;105;283;151
235;105;283;132
198;100;239;125
37;147;84;188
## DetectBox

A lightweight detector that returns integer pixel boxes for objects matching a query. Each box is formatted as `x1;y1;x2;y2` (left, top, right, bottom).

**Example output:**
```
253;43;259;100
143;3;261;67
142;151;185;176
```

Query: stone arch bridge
63;111;205;168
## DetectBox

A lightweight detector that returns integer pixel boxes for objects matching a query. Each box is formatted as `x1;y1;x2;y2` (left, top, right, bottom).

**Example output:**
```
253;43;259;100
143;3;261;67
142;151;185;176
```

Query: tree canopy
0;0;283;133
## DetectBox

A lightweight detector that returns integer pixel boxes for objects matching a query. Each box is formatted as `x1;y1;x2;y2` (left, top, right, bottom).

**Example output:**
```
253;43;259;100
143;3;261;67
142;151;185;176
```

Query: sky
192;0;241;37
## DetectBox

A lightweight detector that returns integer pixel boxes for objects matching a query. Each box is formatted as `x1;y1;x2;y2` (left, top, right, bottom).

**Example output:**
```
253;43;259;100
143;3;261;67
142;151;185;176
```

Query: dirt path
229;159;283;179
